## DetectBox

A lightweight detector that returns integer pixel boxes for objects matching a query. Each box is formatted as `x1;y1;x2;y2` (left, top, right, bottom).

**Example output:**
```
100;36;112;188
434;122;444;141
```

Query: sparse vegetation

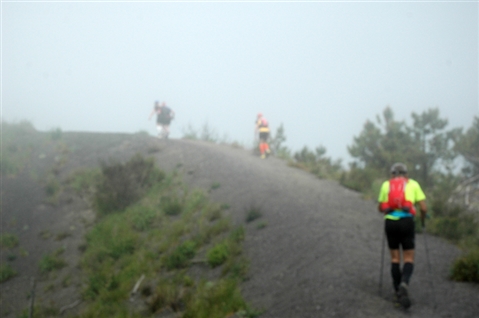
207;242;230;268
39;230;52;240
164;240;197;270
44;174;61;204
0;233;19;249
39;248;67;273
55;231;72;241
161;196;184;216
76;157;256;316
69;168;100;196
0;264;17;283
245;206;262;223
256;222;267;230
450;250;479;283
181;122;241;146
18;305;60;318
49;127;63;140
291;145;343;180
0;121;36;176
211;182;221;190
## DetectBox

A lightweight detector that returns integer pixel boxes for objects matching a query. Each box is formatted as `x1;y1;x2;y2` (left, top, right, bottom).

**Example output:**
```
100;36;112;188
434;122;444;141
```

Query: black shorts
385;218;415;250
259;132;269;141
157;117;171;125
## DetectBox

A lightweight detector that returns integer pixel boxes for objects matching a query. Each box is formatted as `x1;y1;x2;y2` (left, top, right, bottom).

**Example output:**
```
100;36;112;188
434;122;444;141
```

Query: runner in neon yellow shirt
377;163;427;309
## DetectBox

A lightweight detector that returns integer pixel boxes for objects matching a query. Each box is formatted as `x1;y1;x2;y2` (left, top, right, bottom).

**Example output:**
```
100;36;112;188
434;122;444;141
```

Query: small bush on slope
93;154;165;216
0;264;17;283
451;249;479;283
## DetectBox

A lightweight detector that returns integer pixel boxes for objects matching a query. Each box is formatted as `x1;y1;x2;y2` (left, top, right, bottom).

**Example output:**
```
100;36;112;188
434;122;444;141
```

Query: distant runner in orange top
255;113;271;159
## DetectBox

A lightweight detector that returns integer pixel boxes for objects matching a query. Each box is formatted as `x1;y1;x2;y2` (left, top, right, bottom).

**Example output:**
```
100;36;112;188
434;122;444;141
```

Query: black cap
390;162;407;175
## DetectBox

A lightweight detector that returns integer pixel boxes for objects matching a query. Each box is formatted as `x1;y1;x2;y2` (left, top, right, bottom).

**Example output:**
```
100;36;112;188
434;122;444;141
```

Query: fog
2;1;478;161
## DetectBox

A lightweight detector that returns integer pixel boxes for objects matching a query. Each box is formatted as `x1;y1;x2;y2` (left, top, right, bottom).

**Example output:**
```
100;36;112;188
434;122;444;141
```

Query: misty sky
2;1;478;162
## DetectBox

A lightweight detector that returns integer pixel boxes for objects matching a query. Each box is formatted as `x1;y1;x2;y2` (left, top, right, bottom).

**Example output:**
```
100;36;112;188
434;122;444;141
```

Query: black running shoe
397;282;411;309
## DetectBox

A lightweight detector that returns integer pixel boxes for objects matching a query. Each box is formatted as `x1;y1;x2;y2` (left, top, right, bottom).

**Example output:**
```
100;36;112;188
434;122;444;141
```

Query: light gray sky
2;1;478;162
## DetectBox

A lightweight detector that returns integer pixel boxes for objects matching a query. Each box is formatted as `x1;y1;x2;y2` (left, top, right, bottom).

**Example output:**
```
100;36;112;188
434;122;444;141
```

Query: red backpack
260;118;268;127
381;177;415;215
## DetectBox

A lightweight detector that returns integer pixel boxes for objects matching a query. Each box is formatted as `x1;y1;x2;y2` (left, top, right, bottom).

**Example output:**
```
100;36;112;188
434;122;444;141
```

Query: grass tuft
0;264;17;283
207;242;230;268
0;233;19;249
39;248;67;273
245;206;262;223
162;196;183;216
164;240;197;270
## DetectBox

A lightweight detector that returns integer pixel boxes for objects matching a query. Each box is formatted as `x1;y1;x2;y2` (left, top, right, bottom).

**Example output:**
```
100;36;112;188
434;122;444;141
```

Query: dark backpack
160;106;171;118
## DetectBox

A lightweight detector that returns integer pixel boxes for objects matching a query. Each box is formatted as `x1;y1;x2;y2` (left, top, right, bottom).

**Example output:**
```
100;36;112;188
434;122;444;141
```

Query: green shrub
428;213;477;243
197;218;231;245
44;175;60;197
245;207;262;223
450;249;479;283
49;127;63;140
0;264;17;283
0;233;19;248
148;276;190;313
55;231;72;241
204;205;222;222
292;146;342;180
85;218;138;262
69;168;100;195
339;166;381;193
94;154;165;216
130;206;157;231
183;279;246;318
207;242;230;268
164;240;196;270
0;121;35;176
17;305;60;318
256;222;267;230
39;249;67;273
162;197;183;216
229;226;245;243
210;182;221;190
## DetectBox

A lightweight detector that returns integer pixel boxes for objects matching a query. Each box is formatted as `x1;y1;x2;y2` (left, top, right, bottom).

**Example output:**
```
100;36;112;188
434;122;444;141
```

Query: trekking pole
422;219;437;311
378;227;386;297
29;277;36;318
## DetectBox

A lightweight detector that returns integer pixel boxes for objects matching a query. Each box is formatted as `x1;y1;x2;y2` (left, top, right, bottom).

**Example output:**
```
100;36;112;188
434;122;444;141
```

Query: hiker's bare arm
148;110;156;120
418;200;427;220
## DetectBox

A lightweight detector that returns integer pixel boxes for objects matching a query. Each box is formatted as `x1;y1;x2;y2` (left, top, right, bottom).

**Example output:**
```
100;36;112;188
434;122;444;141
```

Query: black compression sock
391;263;401;292
402;262;414;285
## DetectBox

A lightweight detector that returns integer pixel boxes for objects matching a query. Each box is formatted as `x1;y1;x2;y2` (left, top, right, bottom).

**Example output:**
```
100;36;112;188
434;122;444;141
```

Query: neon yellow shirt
378;178;426;220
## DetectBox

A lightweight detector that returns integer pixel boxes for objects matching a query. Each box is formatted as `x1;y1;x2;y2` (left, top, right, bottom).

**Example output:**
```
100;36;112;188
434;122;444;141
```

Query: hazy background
2;1;478;162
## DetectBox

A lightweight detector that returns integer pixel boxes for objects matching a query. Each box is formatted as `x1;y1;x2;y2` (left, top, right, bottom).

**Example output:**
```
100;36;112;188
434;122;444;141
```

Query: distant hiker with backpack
255;113;271;159
377;162;427;309
149;101;175;139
